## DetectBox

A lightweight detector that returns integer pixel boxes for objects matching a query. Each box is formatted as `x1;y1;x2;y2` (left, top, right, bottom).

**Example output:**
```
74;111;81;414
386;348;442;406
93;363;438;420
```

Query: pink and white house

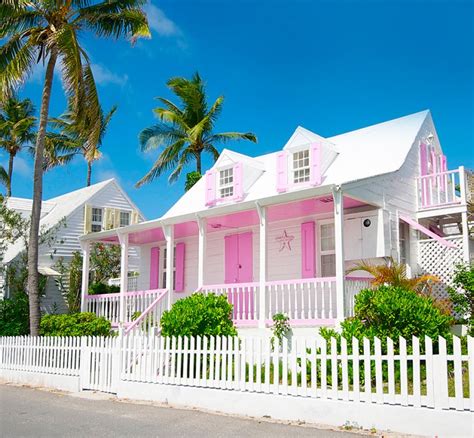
79;110;472;333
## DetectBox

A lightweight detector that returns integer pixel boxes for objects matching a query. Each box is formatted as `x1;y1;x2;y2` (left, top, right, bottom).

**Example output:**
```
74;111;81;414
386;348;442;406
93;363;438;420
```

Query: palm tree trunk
86;161;92;187
7;153;14;197
27;50;57;336
196;152;202;174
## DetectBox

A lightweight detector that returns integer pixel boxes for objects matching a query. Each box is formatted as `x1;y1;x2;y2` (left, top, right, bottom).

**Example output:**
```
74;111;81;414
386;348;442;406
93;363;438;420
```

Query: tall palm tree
50;104;118;186
136;72;257;187
0;0;149;335
0;96;36;197
0;164;9;191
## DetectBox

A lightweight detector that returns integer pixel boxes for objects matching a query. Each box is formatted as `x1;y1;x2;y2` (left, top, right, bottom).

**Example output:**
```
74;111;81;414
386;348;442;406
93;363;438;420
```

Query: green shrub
40;312;112;336
160;293;237;337
0;292;29;336
448;263;474;335
88;282;119;295
271;313;291;346
321;285;453;344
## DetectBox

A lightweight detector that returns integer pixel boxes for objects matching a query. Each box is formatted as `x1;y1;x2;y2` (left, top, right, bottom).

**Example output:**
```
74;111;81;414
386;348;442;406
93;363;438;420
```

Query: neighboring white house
1;179;145;312
79;110;472;334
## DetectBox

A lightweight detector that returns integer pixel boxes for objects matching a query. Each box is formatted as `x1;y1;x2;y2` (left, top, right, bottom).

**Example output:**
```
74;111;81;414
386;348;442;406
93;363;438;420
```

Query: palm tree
136;72;257;187
0;164;9;191
50;105;118;186
347;258;439;293
0;96;36;196
1;0;149;335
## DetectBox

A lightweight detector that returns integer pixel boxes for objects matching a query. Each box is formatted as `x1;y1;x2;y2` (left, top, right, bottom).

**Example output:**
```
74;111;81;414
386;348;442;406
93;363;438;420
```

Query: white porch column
118;233;129;325
80;241;90;312
333;186;345;323
163;224;174;310
256;203;267;329
197;216;206;290
461;210;470;264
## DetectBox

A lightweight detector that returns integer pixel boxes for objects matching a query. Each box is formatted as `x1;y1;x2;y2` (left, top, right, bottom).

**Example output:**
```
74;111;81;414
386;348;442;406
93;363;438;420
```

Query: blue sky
3;0;473;219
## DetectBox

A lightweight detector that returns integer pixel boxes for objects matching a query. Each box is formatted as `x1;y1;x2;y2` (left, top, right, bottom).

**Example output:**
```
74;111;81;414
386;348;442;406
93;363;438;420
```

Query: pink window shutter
233;162;244;201
276;151;288;193
150;247;160;289
440;154;447;192
420;143;428;175
301;222;316;278
205;170;216;206
310;143;322;186
175;242;185;292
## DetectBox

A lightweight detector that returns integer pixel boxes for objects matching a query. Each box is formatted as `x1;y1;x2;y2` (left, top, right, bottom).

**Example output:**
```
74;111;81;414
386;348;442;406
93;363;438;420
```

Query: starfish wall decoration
276;230;295;252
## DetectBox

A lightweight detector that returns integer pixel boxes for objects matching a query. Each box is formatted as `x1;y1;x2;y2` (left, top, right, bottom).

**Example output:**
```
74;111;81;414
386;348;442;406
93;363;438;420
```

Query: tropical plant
0;96;36;196
160;293;237;337
448;263;474;335
136;72;257;187
347;258;439;294
320;285;454;345
0;165;9;192
185;171;202;191
0;291;30;336
49;104;118;186
40;312;111;336
0;0;149;335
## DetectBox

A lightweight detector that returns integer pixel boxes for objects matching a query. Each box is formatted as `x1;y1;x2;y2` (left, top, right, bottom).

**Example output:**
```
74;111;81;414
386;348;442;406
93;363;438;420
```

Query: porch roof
80;194;369;245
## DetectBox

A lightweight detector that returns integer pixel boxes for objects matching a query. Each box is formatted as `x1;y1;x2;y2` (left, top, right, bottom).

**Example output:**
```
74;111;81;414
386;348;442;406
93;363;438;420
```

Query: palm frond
207;131;258;144
0;165;9;189
138;123;186;152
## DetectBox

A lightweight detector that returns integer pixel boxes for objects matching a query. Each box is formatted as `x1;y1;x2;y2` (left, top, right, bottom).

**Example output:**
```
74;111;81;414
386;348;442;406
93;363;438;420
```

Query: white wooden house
79;110;472;333
1;179;144;312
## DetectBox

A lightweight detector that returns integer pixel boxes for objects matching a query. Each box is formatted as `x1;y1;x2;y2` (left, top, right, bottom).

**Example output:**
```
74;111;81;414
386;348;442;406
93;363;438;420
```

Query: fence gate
80;337;119;394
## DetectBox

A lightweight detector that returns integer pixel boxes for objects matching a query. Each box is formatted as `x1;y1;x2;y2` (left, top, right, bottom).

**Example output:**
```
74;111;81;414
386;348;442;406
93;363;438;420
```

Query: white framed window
399;220;410;265
319;222;336;277
292;149;310;184
120;211;130;227
219;167;234;198
91;207;103;233
161;246;176;289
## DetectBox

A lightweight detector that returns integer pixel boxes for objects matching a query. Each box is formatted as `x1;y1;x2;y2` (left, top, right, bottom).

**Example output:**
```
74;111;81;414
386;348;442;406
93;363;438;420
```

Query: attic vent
319;197;333;204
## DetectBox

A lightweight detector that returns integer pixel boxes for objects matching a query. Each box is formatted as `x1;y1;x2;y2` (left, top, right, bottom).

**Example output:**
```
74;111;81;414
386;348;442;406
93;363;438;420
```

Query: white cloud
144;2;181;37
91;63;128;87
1;155;32;178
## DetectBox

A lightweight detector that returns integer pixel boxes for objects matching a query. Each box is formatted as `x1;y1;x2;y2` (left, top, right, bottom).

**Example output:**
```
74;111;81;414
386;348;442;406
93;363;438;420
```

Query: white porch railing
416;168;465;209
344;276;373;317
200;283;259;325
108;275;139;291
265;277;337;323
85;289;168;328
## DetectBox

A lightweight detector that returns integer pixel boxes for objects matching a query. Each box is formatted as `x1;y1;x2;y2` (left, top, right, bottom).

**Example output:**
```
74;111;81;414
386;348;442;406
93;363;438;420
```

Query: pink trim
233;162;244;201
174;242;185;292
205;170;216;207
201;281;259;290
310;143;322;186
399;215;457;248
276;151;288;193
265;277;336;286
150;246;159;289
301;222;316;278
124;289;168;335
86;289;166;300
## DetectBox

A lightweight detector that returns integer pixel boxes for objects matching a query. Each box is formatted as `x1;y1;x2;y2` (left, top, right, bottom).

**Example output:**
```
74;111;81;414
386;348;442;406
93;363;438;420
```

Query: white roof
162;110;430;220
3;179;137;263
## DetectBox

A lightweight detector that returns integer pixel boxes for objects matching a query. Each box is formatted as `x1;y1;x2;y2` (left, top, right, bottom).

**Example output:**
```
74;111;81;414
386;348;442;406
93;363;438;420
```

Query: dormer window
292;149;310;184
219;167;234;198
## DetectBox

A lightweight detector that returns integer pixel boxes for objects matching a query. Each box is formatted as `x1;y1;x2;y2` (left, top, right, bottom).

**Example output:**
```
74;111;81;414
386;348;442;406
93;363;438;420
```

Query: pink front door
225;232;253;283
225;232;254;320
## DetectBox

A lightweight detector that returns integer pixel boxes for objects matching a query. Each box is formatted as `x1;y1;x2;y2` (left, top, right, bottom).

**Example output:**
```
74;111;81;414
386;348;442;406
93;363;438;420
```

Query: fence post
111;336;121;393
432;337;449;410
79;336;90;391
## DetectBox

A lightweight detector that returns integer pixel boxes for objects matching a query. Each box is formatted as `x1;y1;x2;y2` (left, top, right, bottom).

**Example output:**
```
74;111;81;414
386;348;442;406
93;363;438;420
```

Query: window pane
320;224;335;251
92;207;102;223
292;149;310;183
219;168;234;198
120;211;130;227
321;254;336;277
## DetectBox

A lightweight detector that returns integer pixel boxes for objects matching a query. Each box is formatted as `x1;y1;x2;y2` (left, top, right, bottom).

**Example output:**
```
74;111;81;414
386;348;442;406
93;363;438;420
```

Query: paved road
0;384;361;438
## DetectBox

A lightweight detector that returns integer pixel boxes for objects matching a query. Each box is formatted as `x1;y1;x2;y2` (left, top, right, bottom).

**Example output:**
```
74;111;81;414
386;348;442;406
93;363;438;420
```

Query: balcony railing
416;167;467;210
108;275;139;291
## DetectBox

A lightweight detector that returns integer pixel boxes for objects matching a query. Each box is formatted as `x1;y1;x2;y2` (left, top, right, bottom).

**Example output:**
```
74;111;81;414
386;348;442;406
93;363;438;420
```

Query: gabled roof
162;110;430;221
3;179;141;263
213;149;265;171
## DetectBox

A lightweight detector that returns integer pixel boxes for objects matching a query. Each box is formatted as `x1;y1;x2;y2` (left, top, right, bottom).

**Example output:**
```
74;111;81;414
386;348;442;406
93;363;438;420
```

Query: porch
80;190;383;331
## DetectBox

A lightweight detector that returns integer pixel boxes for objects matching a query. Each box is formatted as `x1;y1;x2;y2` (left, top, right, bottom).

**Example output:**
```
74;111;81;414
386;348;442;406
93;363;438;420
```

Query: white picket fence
1;335;473;412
